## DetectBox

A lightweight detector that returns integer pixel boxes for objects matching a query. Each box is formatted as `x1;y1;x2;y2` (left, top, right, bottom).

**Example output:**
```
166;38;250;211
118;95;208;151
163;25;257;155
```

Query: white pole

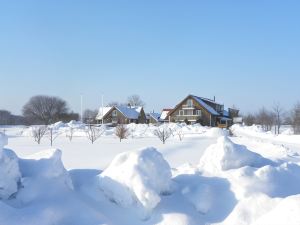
80;94;83;122
101;94;104;125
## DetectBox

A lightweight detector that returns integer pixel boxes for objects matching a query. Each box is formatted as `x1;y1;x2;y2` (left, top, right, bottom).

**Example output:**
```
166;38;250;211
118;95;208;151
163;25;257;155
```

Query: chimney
214;96;216;102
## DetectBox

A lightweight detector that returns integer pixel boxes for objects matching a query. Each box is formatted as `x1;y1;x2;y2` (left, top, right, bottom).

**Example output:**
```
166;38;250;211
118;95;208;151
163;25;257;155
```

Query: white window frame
179;110;184;116
196;110;202;116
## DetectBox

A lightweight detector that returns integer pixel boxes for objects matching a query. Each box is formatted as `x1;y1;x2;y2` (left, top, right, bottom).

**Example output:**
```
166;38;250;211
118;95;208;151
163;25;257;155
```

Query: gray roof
192;96;220;116
149;112;161;122
115;106;142;119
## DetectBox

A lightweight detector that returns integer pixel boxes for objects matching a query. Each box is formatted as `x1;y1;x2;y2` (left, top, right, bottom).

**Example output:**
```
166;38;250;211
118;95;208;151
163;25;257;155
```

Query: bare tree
243;113;256;126
177;130;184;141
86;125;105;144
32;125;47;144
83;109;98;124
115;124;130;142
273;103;284;135
66;127;75;142
153;125;172;144
47;127;61;146
22;95;69;125
127;95;145;107
291;102;300;134
107;101;124;107
256;107;274;131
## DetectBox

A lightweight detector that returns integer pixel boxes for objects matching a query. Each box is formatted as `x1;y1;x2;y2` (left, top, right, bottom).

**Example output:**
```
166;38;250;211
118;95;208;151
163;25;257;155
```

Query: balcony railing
182;104;195;109
175;115;201;121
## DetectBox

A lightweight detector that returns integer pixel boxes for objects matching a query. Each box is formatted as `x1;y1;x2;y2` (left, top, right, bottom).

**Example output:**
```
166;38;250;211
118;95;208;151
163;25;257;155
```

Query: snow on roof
96;107;112;120
192;96;220;116
199;97;223;106
115;106;142;119
160;110;171;120
149;112;161;121
223;110;229;117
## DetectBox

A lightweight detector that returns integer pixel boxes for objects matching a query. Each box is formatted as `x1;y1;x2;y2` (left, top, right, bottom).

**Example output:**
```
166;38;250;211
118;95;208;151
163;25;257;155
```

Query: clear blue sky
0;0;299;115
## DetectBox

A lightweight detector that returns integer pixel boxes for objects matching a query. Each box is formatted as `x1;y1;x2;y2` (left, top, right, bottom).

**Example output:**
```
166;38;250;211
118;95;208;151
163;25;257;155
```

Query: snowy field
1;123;300;225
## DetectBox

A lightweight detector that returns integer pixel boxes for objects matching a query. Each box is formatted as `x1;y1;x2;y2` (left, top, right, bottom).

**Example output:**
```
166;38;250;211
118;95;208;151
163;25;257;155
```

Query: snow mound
99;147;172;218
218;193;280;225
204;128;228;138
251;163;300;197
0;133;21;199
0;132;8;153
199;136;274;174
20;149;73;189
251;194;300;225
154;213;197;225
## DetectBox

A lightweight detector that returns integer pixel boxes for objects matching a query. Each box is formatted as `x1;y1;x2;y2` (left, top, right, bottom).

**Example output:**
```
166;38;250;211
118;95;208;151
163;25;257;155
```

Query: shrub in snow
19;149;73;189
98;147;172;218
31;125;48;144
153;125;172;144
198;136;274;174
86;125;105;144
0;133;21;199
115;124;130;142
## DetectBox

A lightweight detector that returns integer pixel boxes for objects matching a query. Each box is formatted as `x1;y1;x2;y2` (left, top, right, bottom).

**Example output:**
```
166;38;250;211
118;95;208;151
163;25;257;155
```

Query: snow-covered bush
199;136;274;174
0;133;21;199
98;147;172;218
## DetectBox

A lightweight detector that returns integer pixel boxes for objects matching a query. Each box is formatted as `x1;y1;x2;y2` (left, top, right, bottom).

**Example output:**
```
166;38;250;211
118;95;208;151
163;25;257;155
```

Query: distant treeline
0;94;145;126
243;102;300;134
1;95;79;126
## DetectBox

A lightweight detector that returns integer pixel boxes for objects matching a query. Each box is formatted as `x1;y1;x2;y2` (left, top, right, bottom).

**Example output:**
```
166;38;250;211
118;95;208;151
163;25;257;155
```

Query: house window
187;99;193;107
112;110;117;117
185;109;193;115
195;110;202;116
179;110;184;116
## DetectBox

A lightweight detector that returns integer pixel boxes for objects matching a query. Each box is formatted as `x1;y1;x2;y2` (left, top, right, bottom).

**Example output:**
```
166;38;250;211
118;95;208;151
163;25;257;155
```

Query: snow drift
0;133;21;199
98;147;172;218
19;149;73;190
199;136;274;174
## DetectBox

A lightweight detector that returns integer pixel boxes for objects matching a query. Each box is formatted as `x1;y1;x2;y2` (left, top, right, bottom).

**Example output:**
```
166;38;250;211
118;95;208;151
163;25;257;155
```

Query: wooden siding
169;97;217;126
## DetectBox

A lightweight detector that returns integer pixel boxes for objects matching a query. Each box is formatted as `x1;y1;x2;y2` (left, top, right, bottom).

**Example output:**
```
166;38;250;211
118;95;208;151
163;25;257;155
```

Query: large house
96;105;147;125
166;95;239;127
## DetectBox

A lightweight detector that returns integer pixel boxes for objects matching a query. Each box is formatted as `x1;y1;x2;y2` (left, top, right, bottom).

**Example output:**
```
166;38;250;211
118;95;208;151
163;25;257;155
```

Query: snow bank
20;149;73;189
251;163;300;197
251;194;300;225
99;147;172;218
0;133;21;199
154;213;197;225
218;193;280;225
204;127;228;138
199;136;274;174
0;132;8;153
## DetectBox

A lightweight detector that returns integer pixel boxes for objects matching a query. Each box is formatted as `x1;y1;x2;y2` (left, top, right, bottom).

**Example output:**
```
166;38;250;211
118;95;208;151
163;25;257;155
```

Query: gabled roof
160;109;172;120
168;95;221;117
96;107;112;120
192;96;220;116
115;106;142;119
149;112;161;122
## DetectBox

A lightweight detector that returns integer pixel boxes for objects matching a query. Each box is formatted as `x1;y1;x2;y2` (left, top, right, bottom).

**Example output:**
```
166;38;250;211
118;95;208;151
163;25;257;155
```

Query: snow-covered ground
0;123;300;225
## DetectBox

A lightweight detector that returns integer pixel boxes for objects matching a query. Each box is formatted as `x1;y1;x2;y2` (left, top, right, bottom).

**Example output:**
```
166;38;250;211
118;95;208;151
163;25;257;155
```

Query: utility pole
80;94;83;122
101;94;104;125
